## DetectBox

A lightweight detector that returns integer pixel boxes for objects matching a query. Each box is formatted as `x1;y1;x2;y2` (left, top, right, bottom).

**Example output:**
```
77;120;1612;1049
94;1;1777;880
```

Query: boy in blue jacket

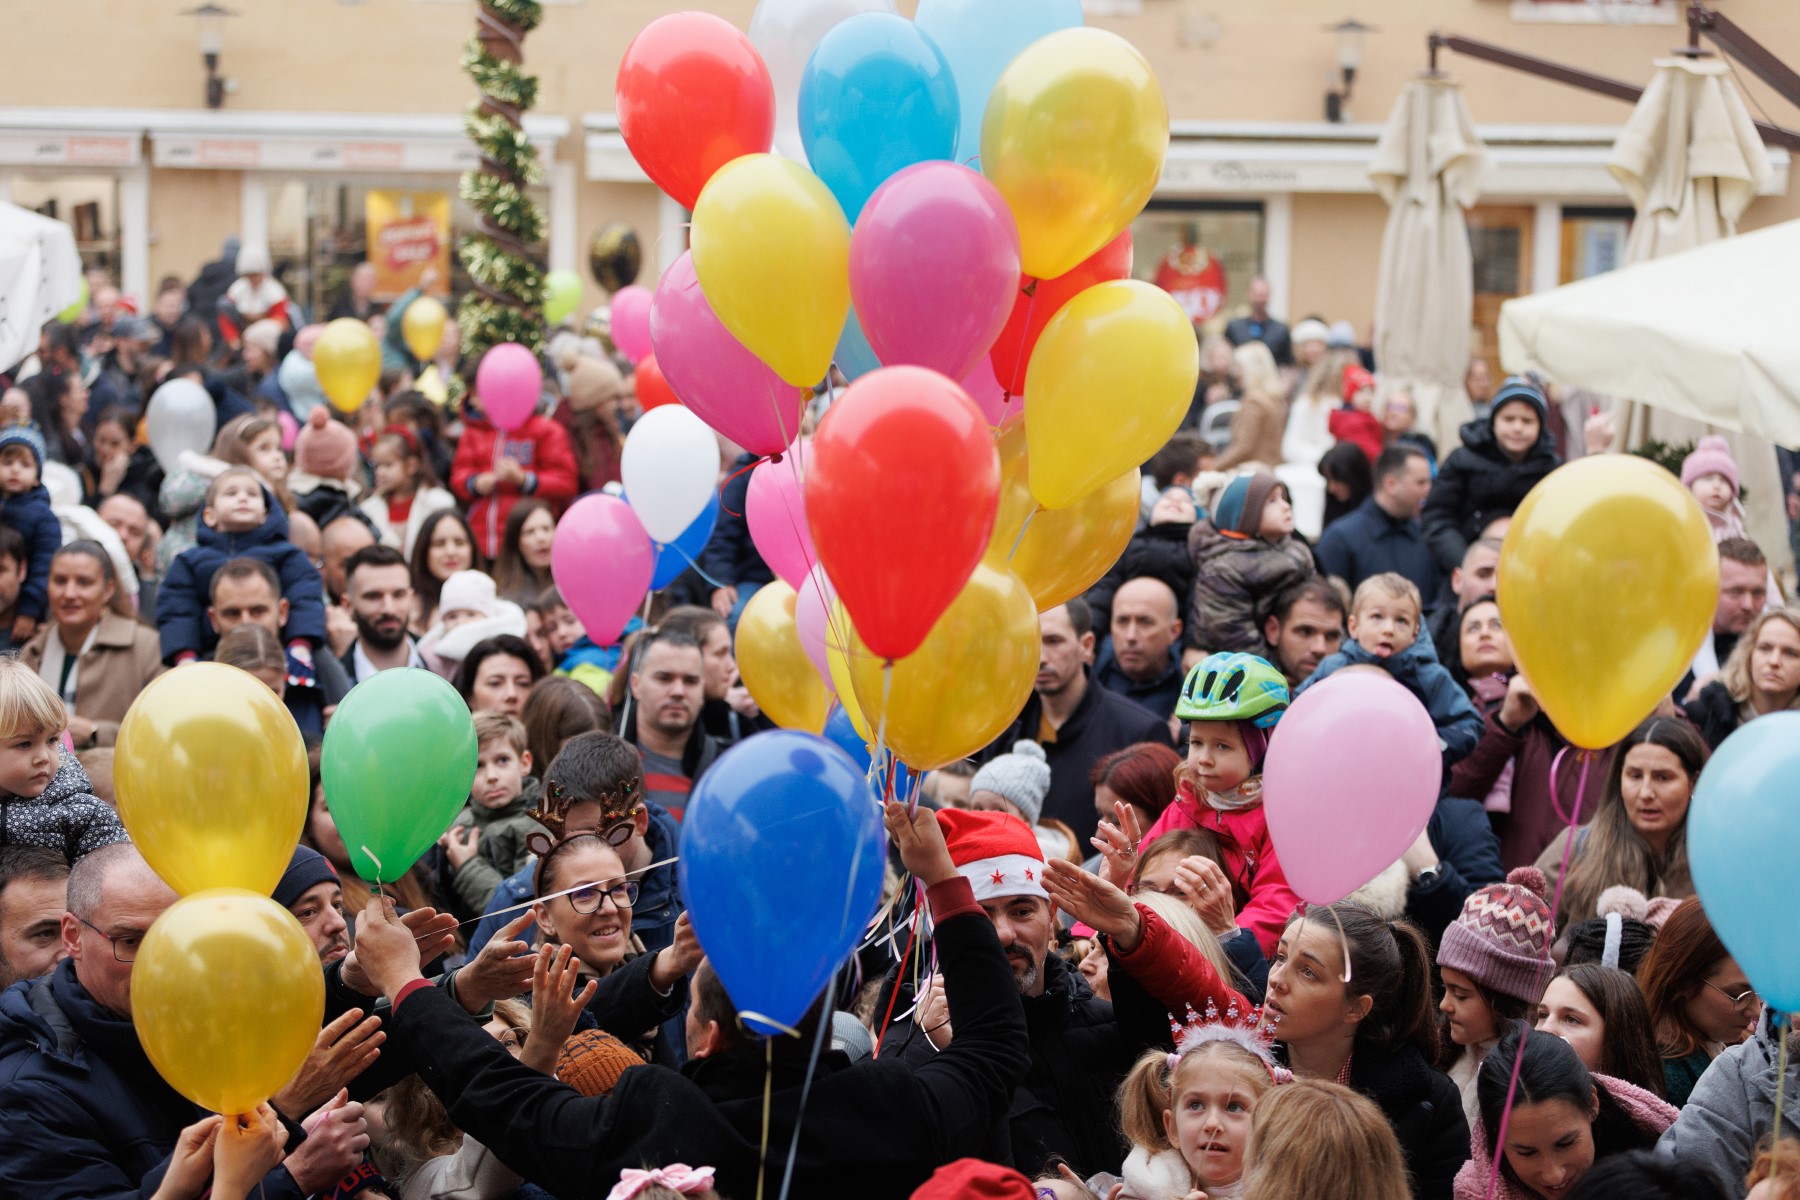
1300;571;1483;766
0;426;62;645
156;466;326;664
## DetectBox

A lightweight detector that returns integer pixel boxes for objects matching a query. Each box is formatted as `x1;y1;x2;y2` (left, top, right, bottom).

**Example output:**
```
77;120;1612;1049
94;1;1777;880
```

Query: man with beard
622;629;719;823
1260;576;1347;691
875;810;1189;1180
337;544;424;682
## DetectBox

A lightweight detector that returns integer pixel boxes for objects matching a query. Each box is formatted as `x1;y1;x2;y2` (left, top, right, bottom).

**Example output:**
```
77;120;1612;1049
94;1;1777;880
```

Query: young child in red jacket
451;397;580;559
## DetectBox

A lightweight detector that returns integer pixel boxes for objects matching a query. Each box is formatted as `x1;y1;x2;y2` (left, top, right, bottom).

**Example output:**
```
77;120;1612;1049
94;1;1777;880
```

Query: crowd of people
0;251;1796;1200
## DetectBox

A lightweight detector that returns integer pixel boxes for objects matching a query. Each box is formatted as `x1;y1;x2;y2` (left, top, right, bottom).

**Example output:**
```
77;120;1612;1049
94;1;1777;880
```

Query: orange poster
365;190;451;298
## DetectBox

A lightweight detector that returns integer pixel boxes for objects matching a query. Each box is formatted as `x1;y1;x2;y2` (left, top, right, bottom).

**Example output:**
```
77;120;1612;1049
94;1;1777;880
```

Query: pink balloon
551;494;655;646
746;440;815;590
960;355;1011;426
1262;671;1443;905
474;343;543;433
850;162;1020;383
649;252;806;456
611;285;654;365
796;565;836;683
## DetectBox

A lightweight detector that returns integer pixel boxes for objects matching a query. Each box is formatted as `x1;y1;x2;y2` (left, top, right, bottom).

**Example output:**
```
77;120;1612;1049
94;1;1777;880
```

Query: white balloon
144;379;218;475
749;0;899;163
621;405;723;543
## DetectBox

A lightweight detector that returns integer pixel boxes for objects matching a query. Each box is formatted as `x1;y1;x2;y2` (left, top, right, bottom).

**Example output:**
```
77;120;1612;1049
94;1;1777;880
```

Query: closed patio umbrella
0;201;83;375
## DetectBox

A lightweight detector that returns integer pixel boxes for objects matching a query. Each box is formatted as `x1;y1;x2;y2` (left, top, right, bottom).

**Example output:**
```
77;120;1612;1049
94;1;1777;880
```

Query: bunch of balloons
613;0;1199;769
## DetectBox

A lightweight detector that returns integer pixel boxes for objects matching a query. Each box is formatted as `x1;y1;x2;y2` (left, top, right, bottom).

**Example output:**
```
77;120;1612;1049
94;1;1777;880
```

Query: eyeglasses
76;915;142;963
566;880;638;914
1705;978;1761;1008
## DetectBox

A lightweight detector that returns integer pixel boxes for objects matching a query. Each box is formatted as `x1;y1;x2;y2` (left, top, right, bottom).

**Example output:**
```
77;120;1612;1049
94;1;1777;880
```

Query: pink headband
607;1165;716;1200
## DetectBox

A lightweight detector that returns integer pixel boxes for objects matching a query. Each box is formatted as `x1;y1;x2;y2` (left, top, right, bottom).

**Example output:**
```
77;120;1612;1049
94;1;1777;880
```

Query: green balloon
544;269;582;326
56;276;89;325
321;668;478;883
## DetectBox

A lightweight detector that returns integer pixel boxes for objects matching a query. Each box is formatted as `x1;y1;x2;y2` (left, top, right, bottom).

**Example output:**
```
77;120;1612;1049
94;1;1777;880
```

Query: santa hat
936;808;1047;904
1341;363;1376;405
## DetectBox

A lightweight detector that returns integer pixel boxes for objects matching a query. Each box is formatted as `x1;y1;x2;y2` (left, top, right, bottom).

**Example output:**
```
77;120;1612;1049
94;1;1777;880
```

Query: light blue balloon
798;13;958;222
1689;710;1800;1012
915;0;1084;168
833;305;880;381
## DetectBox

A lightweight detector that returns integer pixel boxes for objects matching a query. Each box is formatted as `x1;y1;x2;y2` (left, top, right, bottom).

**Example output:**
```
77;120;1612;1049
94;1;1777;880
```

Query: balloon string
716;453;770;519
1774;1013;1792;1187
363;847;384;898
1487;749;1593;1200
756;1037;772;1200
873;662;895;801
871;891;923;1059
1008;505;1040;564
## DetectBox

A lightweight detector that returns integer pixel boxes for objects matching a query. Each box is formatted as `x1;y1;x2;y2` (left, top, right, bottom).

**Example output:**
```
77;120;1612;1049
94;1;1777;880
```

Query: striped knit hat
1437;867;1555;1004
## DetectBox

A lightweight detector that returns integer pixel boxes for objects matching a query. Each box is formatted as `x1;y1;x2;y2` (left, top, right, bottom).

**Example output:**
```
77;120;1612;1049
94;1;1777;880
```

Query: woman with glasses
1635;897;1759;1106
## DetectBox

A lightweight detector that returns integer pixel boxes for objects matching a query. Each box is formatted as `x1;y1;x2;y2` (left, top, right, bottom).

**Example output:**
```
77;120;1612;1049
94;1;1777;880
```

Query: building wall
147;168;240;289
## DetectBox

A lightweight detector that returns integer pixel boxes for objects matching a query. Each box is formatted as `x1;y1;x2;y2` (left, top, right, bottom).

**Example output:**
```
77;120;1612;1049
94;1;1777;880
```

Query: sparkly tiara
1167;998;1291;1084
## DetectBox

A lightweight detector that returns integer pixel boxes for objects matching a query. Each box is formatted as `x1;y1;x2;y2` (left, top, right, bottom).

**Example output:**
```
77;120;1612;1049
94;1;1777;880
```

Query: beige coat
20;611;167;746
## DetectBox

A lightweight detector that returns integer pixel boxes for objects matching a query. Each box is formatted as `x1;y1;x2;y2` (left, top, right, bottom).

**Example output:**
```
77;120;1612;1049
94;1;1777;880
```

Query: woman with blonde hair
1282;344;1361;471
1242;1079;1412;1200
1215;341;1288;471
1685;606;1800;750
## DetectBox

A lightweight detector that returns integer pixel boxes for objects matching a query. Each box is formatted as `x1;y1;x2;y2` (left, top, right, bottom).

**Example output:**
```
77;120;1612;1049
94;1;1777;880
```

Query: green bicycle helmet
1176;652;1289;729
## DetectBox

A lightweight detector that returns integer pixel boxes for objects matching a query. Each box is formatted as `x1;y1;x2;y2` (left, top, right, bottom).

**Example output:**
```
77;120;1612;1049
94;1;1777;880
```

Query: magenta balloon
1261;671;1443;905
849;162;1020;382
474;343;543;433
551;494;655;647
961;354;1011;426
611;285;654;365
746;440;816;590
649;252;808;456
796;565;836;682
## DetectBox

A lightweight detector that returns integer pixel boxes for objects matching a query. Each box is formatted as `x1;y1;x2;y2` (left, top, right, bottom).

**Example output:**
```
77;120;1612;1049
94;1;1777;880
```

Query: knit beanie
968;741;1052;826
909;1159;1036;1200
556;1028;644;1097
1341;363;1376;405
439;570;500;620
1211;471;1282;539
273;846;339;911
0;424;46;472
1680;435;1740;493
295;406;359;481
937;808;1047;903
565;355;627;415
1488;376;1548;431
1291;318;1330;347
242;319;283;360
1436;867;1555;1004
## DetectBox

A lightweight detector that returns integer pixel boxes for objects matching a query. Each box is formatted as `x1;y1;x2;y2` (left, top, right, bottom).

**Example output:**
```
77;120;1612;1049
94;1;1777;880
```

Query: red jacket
1329;407;1384;464
1141;782;1300;957
451;410;580;558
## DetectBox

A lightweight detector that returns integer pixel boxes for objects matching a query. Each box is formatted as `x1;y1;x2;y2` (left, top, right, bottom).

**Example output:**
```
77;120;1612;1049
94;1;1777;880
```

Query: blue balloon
915;0;1084;167
1689;711;1800;1011
798;13;959;222
822;705;915;804
833;305;881;382
680;730;887;1035
650;488;719;591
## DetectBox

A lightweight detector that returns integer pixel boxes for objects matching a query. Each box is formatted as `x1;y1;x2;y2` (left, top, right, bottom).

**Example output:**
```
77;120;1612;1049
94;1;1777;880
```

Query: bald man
1094;575;1186;723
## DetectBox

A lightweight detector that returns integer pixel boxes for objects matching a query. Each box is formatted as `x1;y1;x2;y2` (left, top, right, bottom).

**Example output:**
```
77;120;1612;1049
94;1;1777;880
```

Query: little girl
0;657;126;860
1681;435;1783;606
1436;868;1556;1131
605;1165;719;1200
1137;652;1299;955
359;426;456;561
1118;1009;1287;1200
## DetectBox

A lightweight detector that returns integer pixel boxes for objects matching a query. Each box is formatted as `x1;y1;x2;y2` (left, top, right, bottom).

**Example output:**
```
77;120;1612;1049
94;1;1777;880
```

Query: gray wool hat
969;740;1052;826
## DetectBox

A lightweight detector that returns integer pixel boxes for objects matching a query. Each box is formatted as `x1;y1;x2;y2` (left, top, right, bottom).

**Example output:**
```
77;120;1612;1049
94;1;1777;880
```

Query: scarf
1203;776;1265;813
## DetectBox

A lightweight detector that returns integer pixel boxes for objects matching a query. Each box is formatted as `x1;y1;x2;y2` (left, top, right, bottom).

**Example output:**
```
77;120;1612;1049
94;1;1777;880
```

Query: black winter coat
1085;521;1197;632
388;880;1028;1200
1421;419;1559;575
0;960;308;1200
155;493;326;662
695;452;774;592
1683;679;1742;751
1344;1035;1470;1200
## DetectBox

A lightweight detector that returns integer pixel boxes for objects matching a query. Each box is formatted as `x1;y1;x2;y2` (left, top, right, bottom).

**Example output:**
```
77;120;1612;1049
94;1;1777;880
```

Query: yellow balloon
848;564;1040;770
988;417;1141;610
826;610;873;744
115;663;309;896
737;582;829;733
1498;455;1718;750
134;889;325;1114
1024;280;1198;509
981;28;1168;280
402;295;448;362
690;154;851;388
313;318;382;414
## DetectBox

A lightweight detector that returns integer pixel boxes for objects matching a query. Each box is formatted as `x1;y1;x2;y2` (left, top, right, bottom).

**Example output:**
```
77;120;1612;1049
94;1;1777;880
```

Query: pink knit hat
1680;435;1739;493
294;406;360;481
1437;867;1555;1004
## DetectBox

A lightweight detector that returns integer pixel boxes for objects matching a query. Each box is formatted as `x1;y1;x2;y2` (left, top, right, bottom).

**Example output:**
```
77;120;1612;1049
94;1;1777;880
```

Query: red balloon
616;13;775;211
635;353;679;411
806;366;999;662
989;230;1134;398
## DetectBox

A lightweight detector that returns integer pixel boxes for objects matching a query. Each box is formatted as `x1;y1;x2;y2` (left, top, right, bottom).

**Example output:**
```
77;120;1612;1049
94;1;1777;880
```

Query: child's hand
151;1115;222;1200
1089;801;1142;892
213;1104;290;1200
440;824;480;869
10;614;36;643
496;457;527;486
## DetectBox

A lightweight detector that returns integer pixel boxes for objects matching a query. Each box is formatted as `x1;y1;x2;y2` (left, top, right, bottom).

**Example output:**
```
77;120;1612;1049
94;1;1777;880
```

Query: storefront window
1129;202;1264;332
1559;206;1633;282
266;178;548;321
9;175;120;278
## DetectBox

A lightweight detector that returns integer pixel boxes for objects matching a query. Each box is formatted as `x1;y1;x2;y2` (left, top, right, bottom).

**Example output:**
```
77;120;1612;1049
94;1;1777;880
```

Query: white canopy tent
0;201;84;374
1498;217;1800;446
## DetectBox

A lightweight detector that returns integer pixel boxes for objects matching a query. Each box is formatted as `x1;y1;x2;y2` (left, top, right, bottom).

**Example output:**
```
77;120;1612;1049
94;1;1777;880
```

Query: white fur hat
439;570;499;619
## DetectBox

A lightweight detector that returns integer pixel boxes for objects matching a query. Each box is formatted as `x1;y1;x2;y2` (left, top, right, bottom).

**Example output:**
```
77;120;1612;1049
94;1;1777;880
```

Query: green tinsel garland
458;0;548;360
